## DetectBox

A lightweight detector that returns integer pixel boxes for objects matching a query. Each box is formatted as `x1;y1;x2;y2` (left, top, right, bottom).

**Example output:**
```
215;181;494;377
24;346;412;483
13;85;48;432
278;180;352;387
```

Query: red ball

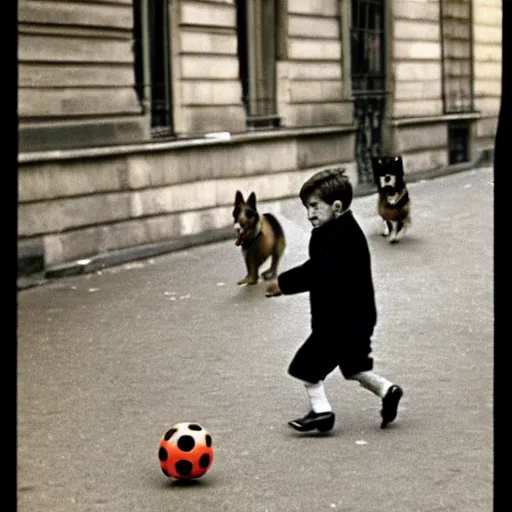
158;422;214;479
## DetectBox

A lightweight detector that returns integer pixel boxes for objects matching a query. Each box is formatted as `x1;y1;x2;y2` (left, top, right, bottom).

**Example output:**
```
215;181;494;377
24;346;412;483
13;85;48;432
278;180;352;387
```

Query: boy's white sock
349;371;393;398
304;380;332;413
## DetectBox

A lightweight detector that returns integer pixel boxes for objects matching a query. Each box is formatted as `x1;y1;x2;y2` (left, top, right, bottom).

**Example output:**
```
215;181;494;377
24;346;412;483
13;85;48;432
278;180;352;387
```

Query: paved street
17;167;493;512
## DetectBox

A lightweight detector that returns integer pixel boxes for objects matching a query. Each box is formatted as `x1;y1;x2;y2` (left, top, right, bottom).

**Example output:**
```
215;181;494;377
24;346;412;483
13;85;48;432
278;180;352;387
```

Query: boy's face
304;194;340;229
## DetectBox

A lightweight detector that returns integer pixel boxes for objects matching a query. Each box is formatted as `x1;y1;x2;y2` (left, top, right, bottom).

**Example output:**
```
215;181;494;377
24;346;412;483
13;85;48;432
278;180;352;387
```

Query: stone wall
276;0;353;127
18;128;357;267
18;0;148;151
473;0;502;151
17;0;501;274
173;0;246;135
391;0;444;118
384;0;501;172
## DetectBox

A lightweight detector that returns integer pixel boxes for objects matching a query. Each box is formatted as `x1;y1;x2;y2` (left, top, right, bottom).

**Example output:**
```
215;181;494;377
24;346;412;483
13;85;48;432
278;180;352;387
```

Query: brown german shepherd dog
232;190;286;285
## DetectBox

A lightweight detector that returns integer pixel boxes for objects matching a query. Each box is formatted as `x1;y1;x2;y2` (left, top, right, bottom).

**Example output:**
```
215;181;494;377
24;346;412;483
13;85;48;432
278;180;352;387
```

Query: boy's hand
265;280;282;297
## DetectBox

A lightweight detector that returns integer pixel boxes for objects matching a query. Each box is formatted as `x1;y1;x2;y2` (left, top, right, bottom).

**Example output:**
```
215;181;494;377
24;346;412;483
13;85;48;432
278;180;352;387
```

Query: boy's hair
299;167;353;211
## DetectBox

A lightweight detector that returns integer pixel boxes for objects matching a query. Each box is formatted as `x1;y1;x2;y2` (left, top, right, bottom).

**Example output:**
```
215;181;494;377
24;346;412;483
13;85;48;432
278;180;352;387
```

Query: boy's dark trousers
288;331;374;383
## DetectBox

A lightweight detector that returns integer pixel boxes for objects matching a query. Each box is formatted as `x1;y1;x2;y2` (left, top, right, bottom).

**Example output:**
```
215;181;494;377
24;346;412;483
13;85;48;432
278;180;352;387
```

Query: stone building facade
18;0;501;273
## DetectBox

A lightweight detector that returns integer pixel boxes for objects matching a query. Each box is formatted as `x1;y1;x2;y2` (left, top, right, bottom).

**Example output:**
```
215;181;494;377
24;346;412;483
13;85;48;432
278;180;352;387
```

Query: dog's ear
235;190;244;205
393;156;404;177
247;192;257;210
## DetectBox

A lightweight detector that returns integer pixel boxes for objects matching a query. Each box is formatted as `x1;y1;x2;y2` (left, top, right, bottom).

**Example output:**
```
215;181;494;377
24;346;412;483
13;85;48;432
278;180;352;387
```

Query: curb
45;226;236;279
17;159;492;291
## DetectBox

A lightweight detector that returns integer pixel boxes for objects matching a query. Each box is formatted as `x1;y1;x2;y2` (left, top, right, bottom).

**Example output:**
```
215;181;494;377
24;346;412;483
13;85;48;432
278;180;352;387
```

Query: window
133;0;174;137
440;0;474;113
350;0;385;93
448;121;470;164
350;0;386;183
236;0;281;129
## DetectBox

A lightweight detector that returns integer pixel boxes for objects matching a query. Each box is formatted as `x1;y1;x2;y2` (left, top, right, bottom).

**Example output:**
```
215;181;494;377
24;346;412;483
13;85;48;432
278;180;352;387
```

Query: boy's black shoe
380;385;403;428
288;410;335;432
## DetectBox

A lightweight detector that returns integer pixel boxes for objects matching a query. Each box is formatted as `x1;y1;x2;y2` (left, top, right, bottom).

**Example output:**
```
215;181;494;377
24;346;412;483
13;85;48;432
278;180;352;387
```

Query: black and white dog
372;156;411;243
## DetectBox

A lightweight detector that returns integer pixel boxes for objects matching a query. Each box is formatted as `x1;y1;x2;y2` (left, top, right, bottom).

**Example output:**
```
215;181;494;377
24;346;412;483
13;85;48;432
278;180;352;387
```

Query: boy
266;168;403;432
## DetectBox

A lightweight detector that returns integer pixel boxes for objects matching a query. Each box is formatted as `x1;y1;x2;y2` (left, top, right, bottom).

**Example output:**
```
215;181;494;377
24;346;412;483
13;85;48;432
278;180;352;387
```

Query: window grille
351;0;386;183
440;0;474;113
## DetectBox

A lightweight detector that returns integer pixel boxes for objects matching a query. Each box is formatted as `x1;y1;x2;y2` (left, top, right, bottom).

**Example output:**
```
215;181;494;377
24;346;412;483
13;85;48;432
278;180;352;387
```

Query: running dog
232;190;286;285
372;156;411;243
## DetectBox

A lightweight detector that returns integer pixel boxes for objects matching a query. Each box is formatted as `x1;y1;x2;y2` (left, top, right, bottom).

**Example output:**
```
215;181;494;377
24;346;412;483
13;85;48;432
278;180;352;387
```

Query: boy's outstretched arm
265;259;313;297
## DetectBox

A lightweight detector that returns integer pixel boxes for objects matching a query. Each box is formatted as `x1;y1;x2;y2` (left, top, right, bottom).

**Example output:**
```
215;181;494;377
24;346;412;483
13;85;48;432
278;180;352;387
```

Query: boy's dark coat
278;210;377;338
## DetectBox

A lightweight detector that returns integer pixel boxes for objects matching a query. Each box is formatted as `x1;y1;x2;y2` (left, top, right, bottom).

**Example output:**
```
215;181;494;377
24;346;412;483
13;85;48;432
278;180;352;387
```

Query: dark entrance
148;0;173;136
133;0;174;138
350;0;386;183
235;0;281;129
